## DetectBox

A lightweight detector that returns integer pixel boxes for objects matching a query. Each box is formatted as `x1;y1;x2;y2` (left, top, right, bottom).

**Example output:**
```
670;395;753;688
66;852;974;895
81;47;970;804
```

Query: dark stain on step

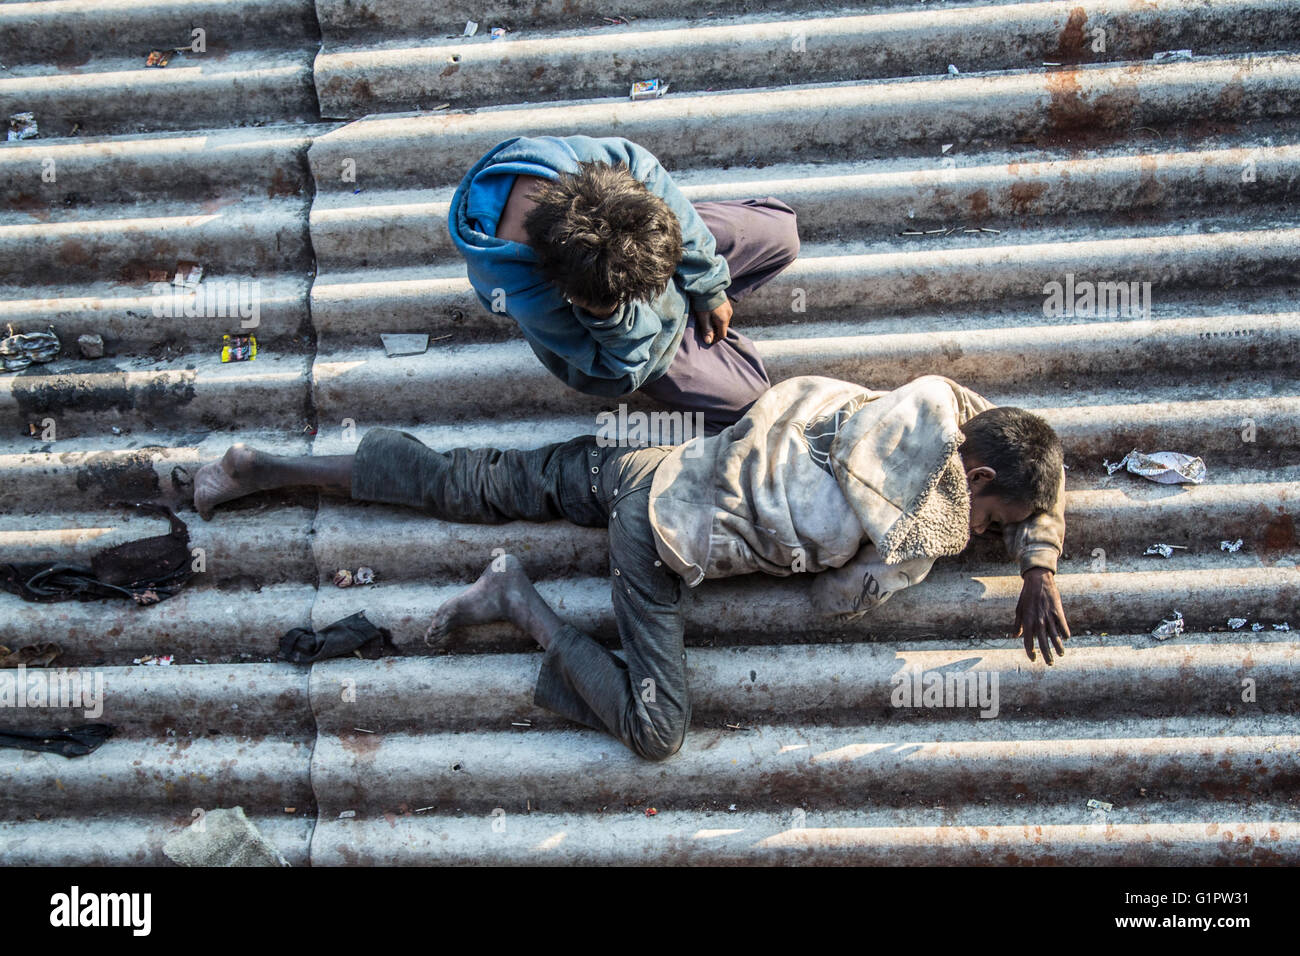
10;366;198;420
71;449;162;501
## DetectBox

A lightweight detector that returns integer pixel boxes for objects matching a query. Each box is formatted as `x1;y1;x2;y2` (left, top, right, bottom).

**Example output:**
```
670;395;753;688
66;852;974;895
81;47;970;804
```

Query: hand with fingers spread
1016;566;1070;664
694;297;733;345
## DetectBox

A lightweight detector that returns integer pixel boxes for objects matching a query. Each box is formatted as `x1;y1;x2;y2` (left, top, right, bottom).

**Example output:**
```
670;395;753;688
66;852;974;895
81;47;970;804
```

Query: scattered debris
1144;543;1187;558
414;806;435;813
1086;799;1113;812
380;333;429;357
940;143;953;153
979;227;1001;234
1;326;60;371
1151;610;1184;641
0;642;61;667
1227;618;1247;630
7;111;38;141
1252;623;1264;632
338;810;356;819
77;333;105;359
284;807;296;813
145;50;175;68
173;260;203;289
728;803;737;811
463;20;478;37
352;727;375;734
220;334;256;363
1104;449;1206;484
333;569;354;588
947;64;960;75
354;566;375;585
644;807;658;817
1275;622;1291;632
279;610;393;664
511;720;532;727
630;79;668;100
491;27;507;40
1220;538;1243;553
1153;49;1193;62
1042;61;1062;67
133;654;175;666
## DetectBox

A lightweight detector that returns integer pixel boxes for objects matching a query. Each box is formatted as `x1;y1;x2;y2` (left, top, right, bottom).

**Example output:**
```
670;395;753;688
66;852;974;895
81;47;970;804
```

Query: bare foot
425;553;536;647
193;443;266;520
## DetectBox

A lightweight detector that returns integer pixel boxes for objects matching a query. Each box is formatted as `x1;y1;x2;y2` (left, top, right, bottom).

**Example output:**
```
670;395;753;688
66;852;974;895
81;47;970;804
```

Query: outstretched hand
694;298;733;345
1015;567;1070;665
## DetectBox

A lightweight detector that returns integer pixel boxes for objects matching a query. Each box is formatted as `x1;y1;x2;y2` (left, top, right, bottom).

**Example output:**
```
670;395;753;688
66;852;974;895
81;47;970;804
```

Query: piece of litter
380;333;429;357
414;806;434;813
728;803;737;811
110;426;122;436
7;112;37;141
510;721;532;727
1144;543;1186;558
220;334;256;363
630;79;668;100
940;143;953;154
901;230;925;236
133;654;175;666
352;727;375;734
491;27;507;40
1086;799;1113;812
979;227;1001;234
1227;618;1247;630
173;261;203;289
1275;623;1291;632
285;807;296;813
333;569;354;588
354;566;376;585
463;20;478;36
1151;610;1184;641
644;807;658;817
338;810;356;819
1104;449;1206;484
77;333;105;359
1153;49;1193;62
1220;538;1243;553
947;64;960;75
1252;623;1264;632
145;50;175;68
1;327;60;371
1043;61;1062;67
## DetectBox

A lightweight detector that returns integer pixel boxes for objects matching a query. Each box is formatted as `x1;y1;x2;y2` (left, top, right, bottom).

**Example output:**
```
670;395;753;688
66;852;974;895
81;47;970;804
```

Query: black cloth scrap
0;724;114;757
278;611;393;664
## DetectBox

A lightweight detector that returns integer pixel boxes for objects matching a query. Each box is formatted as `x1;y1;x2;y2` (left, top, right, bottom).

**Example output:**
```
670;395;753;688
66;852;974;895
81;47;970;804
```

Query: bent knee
631;722;687;762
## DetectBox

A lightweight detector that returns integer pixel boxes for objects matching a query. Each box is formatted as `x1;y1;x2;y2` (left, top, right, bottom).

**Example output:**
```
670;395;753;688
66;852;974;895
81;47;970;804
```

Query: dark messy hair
960;406;1063;514
523;161;683;310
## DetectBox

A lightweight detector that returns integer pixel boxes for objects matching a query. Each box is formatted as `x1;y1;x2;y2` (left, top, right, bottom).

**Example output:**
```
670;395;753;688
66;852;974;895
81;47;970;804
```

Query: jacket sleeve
809;546;934;619
939;377;1067;575
589;137;732;312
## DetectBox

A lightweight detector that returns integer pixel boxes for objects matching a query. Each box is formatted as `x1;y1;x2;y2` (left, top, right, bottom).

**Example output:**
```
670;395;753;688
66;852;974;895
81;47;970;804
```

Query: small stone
333;569;354;588
77;333;104;358
354;566;375;585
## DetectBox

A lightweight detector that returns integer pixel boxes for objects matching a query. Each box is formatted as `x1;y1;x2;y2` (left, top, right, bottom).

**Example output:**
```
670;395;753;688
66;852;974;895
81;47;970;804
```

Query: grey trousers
351;427;693;761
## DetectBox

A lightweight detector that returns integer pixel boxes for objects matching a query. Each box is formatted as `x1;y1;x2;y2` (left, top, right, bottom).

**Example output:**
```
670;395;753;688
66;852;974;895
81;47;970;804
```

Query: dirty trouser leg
352;429;693;760
349;427;608;528
533;445;694;761
639;198;800;434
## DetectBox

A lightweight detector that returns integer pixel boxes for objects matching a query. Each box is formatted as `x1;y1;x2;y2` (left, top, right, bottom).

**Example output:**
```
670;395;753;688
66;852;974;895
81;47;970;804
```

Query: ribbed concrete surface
1;0;1297;864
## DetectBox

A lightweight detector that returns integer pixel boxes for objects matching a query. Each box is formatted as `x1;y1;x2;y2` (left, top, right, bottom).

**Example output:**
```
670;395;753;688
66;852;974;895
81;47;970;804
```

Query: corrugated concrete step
305;53;1300;188
309;469;1300;584
0;0;321;65
0;197;312;286
308;141;1300;271
309;558;1297;647
307;713;1300;812
0;427;313;516
309;637;1300;730
309;223;1300;338
0;273;312;351
0;351;314;439
0;506;316;585
0;48;322;136
0;123;332;209
308;807;1300;865
0;582;317;665
313;0;1300;115
0;814;313;865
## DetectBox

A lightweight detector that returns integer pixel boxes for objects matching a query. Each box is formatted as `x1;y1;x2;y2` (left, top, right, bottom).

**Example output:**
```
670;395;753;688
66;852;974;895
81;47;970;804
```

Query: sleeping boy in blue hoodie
449;135;801;433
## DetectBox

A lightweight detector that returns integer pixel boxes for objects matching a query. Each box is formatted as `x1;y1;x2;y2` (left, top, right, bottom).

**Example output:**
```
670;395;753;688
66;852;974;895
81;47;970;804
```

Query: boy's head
523;161;683;313
959;406;1063;535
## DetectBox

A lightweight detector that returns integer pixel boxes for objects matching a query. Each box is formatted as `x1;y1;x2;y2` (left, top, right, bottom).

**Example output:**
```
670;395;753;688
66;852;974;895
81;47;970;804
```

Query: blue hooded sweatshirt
448;135;732;398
